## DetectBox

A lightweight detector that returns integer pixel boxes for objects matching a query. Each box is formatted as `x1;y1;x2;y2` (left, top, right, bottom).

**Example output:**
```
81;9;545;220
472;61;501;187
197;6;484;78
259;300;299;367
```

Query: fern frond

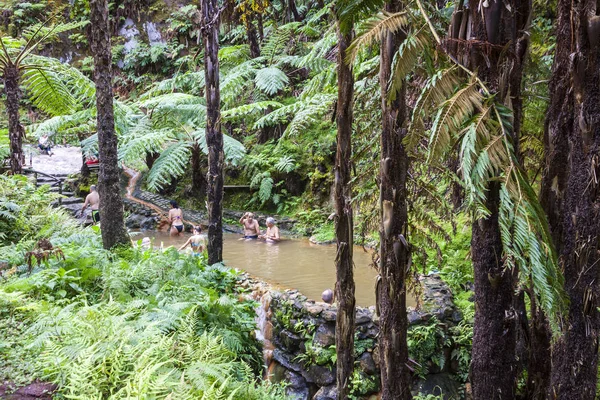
221;101;283;122
147;142;193;191
428;77;482;162
195;131;246;166
347;11;409;63
254;67;290;96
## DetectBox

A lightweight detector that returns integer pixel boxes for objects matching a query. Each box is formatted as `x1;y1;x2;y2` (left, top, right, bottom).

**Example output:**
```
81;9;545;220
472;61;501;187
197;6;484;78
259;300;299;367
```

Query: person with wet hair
81;185;100;224
179;225;205;256
239;212;260;239
259;217;280;242
322;289;334;304
168;200;184;237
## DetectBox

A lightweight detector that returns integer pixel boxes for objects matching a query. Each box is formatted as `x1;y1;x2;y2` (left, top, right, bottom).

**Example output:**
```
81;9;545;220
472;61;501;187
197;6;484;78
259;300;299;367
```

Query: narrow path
123;166;168;219
122;166;208;229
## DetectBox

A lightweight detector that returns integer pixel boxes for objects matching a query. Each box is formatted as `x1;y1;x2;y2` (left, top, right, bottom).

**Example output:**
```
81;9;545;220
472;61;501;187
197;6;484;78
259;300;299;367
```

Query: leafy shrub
407;318;450;379
0;175;284;398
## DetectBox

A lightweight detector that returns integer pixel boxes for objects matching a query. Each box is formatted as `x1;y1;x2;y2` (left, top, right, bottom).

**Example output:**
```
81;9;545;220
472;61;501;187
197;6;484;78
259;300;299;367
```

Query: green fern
147;142;193;191
254;67;290;96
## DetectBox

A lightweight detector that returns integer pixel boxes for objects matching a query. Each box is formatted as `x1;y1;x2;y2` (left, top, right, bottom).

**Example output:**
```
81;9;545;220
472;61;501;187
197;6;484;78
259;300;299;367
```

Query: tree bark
4;65;24;175
542;1;600;398
88;0;130;250
202;0;224;265
247;21;261;58
145;151;159;170
333;24;355;400
377;1;411;399
287;0;301;22
467;2;522;398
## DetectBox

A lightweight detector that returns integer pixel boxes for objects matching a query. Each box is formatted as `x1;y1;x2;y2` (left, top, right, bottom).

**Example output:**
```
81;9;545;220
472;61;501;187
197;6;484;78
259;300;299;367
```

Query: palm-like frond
221;101;283;122
195;131;246;166
428;76;482;162
261;23;300;63
335;0;387;33
423;77;567;330
119;118;174;166
347;11;409;64
146;142;193;191
254;67;289;96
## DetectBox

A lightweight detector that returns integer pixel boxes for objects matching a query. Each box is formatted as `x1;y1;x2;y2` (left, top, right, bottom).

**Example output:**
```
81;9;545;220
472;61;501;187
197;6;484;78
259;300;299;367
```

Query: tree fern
346;11;409;63
146;142;193;191
254;67;289;96
221;101;284;122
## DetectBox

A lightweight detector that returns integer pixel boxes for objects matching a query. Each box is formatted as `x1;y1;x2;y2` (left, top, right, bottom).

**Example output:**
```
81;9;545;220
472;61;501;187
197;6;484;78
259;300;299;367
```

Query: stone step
51;197;84;206
36;179;61;186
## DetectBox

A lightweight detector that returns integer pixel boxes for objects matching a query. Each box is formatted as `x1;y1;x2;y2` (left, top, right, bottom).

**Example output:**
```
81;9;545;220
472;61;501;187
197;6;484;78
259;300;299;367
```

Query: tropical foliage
0;175;284;399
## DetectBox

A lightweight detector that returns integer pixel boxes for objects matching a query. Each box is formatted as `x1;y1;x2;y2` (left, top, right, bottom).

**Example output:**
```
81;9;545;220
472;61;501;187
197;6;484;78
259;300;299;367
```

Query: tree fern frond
335;0;387;34
261;23;300;63
387;28;431;101
119;121;174;166
221;101;283;122
195;132;246;166
254;67;289;96
347;11;409;64
428;77;482;162
147;142;193;191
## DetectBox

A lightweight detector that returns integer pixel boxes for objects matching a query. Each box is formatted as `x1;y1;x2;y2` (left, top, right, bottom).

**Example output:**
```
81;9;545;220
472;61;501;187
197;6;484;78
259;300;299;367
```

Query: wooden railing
22;168;64;206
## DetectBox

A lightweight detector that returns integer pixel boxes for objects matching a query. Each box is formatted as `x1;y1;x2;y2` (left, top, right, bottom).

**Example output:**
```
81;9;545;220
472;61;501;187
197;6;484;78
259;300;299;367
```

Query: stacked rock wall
249;274;465;400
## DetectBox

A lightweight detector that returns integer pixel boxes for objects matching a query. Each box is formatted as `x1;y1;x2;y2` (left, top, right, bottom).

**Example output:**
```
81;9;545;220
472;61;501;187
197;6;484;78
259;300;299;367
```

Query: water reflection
133;231;416;307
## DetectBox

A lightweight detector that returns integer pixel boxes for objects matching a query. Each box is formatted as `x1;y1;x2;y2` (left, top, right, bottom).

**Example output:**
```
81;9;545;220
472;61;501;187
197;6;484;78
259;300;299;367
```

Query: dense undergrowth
0;175;286;399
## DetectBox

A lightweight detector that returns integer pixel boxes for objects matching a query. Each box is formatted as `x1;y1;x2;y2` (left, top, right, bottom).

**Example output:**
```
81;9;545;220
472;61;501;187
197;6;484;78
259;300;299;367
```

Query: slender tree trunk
333;24;355;400
202;0;224;265
247;21;261;58
467;2;520;398
4;65;24;175
377;1;410;399
257;13;264;41
287;0;301;22
89;0;130;249
543;1;600;398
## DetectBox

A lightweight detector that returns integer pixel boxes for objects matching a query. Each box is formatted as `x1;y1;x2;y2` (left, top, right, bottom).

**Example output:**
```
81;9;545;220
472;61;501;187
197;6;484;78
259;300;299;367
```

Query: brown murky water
133;231;416;307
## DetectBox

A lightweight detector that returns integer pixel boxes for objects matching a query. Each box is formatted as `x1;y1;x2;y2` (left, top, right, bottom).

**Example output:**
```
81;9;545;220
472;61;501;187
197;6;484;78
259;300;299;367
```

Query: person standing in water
81;185;100;224
259;217;280;242
239;212;260;239
168;200;185;236
179;226;205;256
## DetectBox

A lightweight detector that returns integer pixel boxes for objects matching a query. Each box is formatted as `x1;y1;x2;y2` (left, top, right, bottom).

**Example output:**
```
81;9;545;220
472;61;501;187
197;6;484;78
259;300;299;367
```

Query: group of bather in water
165;201;281;256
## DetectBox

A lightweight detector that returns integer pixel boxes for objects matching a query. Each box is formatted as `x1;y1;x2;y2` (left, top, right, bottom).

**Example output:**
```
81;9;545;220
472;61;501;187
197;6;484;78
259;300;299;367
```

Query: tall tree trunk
543;1;600;398
4;65;24;175
202;0;224;265
467;2;521;398
257;13;264;41
247;21;261;58
89;0;130;249
333;24;355;400
377;1;411;399
287;0;301;22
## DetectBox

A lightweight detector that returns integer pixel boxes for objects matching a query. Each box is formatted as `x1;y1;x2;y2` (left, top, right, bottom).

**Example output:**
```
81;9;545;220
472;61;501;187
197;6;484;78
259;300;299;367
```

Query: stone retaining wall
242;274;465;400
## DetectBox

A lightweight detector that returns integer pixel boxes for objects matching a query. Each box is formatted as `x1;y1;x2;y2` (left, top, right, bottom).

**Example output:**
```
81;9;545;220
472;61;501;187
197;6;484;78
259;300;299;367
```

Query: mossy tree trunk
333;22;355;400
4;65;24;175
377;0;411;399
202;0;224;264
89;0;130;249
467;2;525;398
543;1;600;398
